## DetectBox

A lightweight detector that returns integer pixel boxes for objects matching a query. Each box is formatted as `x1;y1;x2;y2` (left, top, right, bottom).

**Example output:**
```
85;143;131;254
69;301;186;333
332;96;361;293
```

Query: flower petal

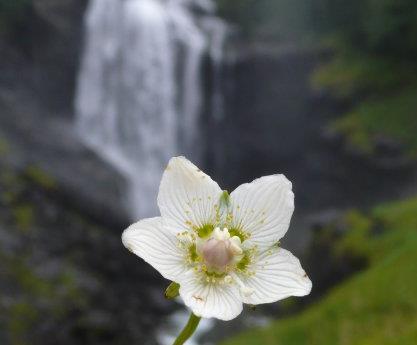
240;247;312;305
230;174;294;247
158;156;223;232
122;217;186;281
179;274;243;320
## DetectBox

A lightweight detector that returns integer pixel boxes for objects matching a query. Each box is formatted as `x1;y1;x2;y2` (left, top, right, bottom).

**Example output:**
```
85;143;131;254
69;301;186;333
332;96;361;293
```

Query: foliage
362;0;417;58
0;157;88;344
310;0;417;58
2;254;86;345
331;85;417;157
217;0;417;158
25;166;56;190
12;203;35;232
309;0;417;158
222;196;417;345
312;53;416;99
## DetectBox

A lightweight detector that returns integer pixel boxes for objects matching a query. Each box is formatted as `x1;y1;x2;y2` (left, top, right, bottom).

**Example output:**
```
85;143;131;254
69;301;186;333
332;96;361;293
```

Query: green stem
172;312;201;345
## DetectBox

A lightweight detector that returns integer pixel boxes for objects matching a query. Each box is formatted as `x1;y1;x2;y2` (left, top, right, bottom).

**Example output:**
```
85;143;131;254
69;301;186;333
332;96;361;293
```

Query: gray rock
0;86;130;228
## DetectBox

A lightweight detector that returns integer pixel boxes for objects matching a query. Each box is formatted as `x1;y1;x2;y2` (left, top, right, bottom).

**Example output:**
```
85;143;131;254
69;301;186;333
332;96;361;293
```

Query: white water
75;0;226;218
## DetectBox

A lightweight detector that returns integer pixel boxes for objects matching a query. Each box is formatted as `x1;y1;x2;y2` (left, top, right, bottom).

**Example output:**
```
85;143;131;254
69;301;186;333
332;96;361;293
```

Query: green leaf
219;190;230;209
164;282;180;299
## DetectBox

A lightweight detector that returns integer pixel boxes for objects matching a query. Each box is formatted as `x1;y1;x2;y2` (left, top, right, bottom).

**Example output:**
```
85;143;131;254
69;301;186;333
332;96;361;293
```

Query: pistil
201;227;242;272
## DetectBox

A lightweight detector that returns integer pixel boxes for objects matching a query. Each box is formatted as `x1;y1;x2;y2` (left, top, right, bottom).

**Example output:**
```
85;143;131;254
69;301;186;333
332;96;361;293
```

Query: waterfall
75;0;226;218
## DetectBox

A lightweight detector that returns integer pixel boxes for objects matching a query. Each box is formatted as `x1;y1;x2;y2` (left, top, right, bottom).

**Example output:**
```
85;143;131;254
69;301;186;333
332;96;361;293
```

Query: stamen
231;273;254;297
224;275;232;284
213;227;231;241
229;236;243;255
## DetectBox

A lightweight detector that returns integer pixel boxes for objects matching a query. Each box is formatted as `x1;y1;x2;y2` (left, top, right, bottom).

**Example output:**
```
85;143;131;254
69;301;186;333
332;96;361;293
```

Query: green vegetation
310;0;417;158
222;196;417;345
313;51;417;158
331;85;417;157
12;203;35;232
218;0;417;160
312;54;416;99
0;161;91;343
0;137;10;155
25;166;56;190
165;282;180;299
219;190;231;210
4;257;87;344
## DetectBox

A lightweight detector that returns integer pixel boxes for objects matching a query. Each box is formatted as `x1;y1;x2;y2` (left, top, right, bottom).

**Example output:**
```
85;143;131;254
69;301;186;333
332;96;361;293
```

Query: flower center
201;227;242;272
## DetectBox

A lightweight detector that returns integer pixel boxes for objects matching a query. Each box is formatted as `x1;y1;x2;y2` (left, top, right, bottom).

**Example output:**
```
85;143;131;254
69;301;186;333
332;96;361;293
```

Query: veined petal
179;274;243;321
230;174;294;247
122;217;186;282
158;156;223;233
239;247;312;305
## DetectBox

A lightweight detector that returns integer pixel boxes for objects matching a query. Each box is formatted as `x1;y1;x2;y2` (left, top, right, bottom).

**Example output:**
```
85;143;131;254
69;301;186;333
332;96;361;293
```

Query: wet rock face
0;87;130;228
1;0;87;113
206;42;417;255
0;3;176;343
0;156;175;345
33;0;87;32
31;0;87;113
0;0;130;227
208;45;324;209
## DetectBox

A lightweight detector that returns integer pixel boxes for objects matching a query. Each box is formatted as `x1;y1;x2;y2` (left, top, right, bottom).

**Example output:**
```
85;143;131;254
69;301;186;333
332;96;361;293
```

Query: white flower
122;156;312;321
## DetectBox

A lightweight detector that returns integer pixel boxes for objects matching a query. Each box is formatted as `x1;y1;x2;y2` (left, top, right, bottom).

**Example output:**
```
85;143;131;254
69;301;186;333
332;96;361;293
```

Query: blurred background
1;0;417;344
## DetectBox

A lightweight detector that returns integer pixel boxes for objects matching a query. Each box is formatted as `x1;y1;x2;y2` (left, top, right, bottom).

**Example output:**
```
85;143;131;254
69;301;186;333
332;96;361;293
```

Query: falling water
75;0;226;218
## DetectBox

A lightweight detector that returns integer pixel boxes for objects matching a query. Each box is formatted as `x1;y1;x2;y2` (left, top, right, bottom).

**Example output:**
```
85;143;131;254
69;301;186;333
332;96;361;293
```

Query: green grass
222;197;417;345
